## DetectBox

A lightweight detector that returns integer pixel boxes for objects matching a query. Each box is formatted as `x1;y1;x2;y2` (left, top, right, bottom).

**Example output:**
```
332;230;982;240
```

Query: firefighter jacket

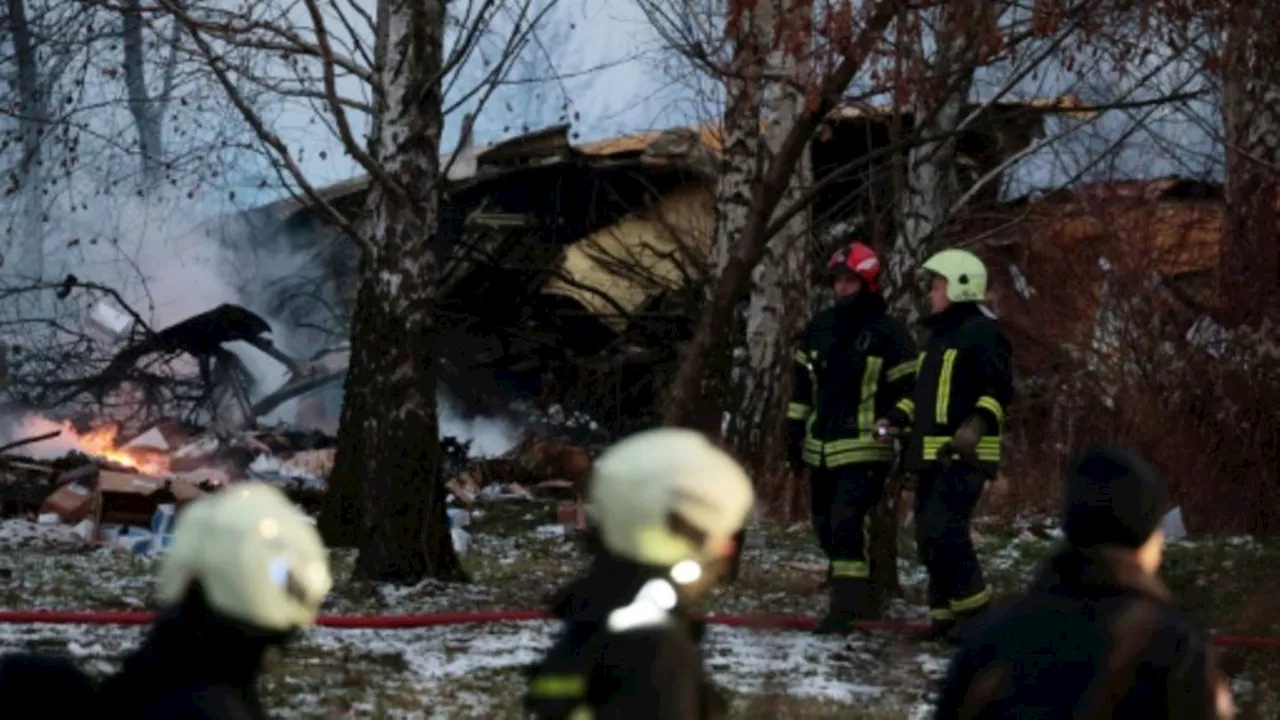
892;302;1012;474
525;553;727;720
935;545;1228;719
0;653;97;716
787;292;917;469
98;589;279;719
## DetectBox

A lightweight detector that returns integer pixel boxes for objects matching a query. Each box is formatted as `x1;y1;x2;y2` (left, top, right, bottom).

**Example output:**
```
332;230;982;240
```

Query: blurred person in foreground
524;427;755;720
934;446;1235;720
99;483;333;719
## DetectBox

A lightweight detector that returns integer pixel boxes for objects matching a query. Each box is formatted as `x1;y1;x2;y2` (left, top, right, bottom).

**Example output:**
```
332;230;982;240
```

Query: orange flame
58;422;171;476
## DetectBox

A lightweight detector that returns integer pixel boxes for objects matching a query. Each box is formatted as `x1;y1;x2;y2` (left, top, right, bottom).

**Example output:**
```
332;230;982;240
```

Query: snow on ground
3;503;1280;718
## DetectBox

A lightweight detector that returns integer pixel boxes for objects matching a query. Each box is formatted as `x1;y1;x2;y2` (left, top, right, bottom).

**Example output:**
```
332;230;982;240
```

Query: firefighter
98;483;333;719
934;447;1235;719
524;428;755;720
879;248;1012;641
0;653;96;714
787;240;917;632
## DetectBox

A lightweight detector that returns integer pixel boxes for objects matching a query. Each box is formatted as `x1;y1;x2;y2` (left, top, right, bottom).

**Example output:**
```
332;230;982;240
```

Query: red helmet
827;241;881;292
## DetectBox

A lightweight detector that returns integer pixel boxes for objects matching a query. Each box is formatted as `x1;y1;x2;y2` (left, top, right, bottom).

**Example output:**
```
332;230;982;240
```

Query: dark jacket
892;302;1012;474
788;292;917;468
934;545;1226;720
525;554;726;720
0;653;97;715
98;590;287;719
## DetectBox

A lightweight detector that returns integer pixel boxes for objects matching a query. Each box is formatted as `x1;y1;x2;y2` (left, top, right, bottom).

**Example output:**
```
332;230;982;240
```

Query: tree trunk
661;2;766;438
727;0;813;495
7;0;45;280
122;0;166;189
319;0;464;583
872;1;985;605
1221;4;1280;327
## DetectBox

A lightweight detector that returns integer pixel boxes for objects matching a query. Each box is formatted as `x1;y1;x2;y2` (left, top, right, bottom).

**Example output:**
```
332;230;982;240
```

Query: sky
234;0;688;208
221;0;1224;213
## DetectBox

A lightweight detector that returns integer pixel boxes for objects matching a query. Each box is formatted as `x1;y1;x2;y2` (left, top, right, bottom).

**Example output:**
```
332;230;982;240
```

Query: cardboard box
40;464;209;543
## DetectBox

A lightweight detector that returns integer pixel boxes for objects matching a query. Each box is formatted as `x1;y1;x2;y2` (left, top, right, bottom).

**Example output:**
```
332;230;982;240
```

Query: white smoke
2;191;526;454
438;391;520;458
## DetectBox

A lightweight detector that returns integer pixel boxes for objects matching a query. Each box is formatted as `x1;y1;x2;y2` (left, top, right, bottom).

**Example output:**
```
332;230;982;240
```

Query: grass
2;503;1279;718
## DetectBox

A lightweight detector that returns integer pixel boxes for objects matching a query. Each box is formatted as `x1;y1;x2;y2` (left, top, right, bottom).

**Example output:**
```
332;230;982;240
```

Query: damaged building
213;97;1090;434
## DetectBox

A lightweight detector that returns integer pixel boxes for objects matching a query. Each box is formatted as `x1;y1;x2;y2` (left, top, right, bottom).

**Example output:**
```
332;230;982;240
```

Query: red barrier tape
1;610;1277;649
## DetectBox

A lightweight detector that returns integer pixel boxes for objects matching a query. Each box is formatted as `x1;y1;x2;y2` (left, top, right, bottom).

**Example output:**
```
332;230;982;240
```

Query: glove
937;415;987;467
873;418;897;444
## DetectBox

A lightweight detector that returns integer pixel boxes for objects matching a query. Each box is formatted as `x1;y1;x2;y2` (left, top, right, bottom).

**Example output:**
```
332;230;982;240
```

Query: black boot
813;577;878;635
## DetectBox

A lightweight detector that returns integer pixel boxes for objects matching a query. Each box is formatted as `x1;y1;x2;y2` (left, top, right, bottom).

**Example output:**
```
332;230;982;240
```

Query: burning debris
0;409;595;553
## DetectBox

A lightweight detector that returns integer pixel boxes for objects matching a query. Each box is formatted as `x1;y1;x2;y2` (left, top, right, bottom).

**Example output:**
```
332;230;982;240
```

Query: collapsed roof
229;96;1089;428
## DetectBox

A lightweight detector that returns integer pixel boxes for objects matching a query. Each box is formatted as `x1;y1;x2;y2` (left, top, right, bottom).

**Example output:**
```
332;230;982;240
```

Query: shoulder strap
1074;599;1162;720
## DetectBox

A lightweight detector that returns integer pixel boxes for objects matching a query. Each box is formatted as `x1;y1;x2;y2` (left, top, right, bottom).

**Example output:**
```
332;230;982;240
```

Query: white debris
1161;507;1188;542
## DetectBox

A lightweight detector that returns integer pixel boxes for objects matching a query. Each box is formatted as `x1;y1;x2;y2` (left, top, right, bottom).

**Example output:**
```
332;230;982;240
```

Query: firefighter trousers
915;463;991;622
810;463;889;578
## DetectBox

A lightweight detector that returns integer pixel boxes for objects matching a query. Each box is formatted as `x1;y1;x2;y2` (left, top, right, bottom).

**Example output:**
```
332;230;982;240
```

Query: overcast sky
238;0;689;207
235;0;1224;213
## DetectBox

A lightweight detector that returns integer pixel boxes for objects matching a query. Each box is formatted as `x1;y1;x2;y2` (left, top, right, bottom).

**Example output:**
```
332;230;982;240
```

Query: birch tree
644;0;901;444
154;0;564;582
1219;3;1280;326
4;0;50;280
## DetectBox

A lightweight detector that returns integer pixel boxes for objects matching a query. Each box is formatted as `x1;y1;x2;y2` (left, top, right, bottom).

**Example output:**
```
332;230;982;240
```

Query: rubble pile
0;418;595;555
0;418;336;552
444;434;591;532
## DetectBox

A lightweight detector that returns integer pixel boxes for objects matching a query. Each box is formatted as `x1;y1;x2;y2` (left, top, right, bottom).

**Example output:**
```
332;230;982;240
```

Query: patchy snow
3;506;1277;717
0;618;943;717
0;518;88;552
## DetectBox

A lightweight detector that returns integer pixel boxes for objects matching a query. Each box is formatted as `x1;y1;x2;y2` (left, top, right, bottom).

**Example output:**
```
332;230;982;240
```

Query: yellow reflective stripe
930;607;956;621
826;446;894;467
795;348;811;366
935;349;958;424
950;587;992;613
921;436;1003;462
802;448;822;465
787;402;811;420
976;395;1004;427
976;437;1002;462
885;359;917;382
569;706;595;720
831;560;869;578
824;437;881;452
529;673;587;698
895;398;915;422
857;356;883;436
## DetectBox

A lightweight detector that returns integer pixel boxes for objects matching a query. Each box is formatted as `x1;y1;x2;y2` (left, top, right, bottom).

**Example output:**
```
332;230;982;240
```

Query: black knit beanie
1063;446;1170;549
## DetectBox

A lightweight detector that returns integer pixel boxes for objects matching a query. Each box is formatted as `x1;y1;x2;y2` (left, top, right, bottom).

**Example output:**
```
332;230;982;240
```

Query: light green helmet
922;249;988;303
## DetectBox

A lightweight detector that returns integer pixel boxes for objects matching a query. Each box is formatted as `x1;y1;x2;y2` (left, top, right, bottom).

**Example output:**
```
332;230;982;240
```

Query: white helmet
587;428;755;570
157;483;332;632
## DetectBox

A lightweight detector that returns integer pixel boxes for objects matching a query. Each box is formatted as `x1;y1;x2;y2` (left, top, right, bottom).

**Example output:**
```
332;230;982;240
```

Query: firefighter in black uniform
935;446;1235;719
880;248;1012;641
99;483;333;719
787;240;917;632
524;428;754;720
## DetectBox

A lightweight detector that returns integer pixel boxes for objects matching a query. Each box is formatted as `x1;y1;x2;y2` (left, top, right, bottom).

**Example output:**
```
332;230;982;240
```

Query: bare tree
152;0;566;582
121;0;184;189
1219;3;1280;325
4;0;49;280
